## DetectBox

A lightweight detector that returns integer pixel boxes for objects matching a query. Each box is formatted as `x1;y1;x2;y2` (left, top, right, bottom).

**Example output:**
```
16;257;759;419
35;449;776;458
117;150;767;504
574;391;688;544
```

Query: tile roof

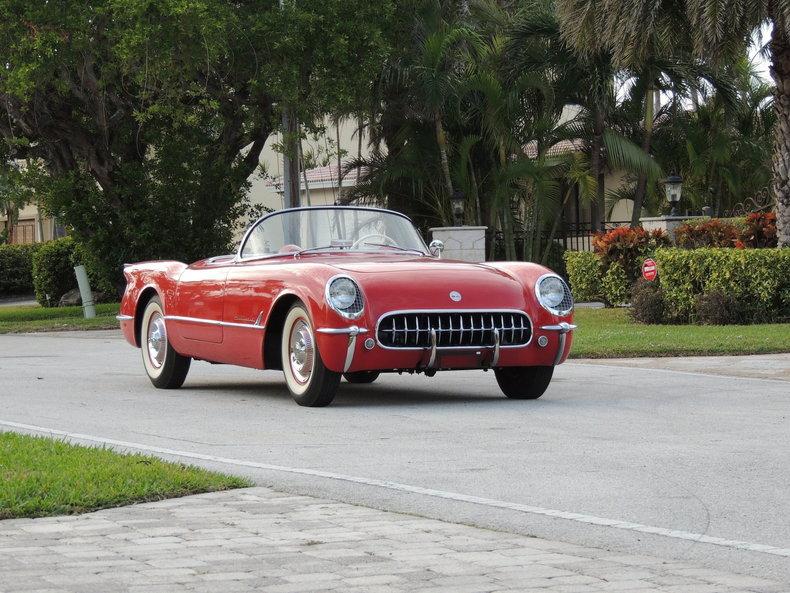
523;138;586;159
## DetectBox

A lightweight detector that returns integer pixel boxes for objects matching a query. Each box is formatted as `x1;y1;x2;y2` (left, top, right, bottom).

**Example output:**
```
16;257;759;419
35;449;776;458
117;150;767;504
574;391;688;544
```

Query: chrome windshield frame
235;206;429;262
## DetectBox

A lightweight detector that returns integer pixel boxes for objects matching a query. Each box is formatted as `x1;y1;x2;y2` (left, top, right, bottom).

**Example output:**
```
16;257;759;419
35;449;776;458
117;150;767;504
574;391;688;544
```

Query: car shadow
182;380;503;407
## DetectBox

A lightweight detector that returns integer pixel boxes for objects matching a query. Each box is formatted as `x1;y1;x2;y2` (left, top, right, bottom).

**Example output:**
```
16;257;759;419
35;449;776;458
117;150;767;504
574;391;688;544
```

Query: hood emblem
449;290;462;302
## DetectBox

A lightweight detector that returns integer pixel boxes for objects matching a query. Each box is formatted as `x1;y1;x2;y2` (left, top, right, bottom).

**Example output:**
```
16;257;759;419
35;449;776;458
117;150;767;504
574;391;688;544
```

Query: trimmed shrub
739;212;778;248
32;237;77;307
71;240;118;297
630;279;665;324
601;262;629;306
655;247;790;323
592;226;670;284
564;251;602;302
0;243;39;296
674;218;740;248
694;290;742;325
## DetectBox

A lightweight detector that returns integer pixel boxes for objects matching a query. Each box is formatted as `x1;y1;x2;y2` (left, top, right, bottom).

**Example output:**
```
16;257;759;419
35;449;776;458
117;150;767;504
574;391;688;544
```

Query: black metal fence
487;220;631;274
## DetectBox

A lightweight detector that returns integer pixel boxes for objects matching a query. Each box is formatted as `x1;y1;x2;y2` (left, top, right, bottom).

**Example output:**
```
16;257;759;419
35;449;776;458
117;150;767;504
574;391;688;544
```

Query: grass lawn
0;432;251;519
570;307;790;358
0;302;119;333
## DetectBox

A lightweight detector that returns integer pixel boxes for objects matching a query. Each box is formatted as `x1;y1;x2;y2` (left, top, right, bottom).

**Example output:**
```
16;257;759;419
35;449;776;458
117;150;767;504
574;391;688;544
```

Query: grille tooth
377;311;532;349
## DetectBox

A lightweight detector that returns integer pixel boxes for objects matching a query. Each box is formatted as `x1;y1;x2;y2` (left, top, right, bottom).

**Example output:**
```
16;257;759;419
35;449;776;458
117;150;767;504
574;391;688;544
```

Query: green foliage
563;251;602;302
0;432;250;519
674;218;740;248
0;243;38;296
592;226;671;283
655;247;790;323
1;0;393;280
31;238;76;307
601;261;629;306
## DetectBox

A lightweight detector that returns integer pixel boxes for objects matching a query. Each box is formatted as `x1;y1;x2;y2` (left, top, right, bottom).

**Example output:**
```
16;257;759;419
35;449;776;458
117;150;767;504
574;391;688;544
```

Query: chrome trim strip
164;315;266;330
116;314;134;321
540;322;577;333
534;273;574;317
374;309;533;350
316;326;368;335
554;331;567;366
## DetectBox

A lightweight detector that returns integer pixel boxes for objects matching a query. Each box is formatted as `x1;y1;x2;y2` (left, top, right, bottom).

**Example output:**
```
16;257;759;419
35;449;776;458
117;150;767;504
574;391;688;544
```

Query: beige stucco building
0;202;58;245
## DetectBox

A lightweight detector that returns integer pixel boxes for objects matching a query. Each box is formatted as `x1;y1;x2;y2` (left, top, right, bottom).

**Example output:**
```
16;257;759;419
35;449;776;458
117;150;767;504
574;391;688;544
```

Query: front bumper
315;320;574;374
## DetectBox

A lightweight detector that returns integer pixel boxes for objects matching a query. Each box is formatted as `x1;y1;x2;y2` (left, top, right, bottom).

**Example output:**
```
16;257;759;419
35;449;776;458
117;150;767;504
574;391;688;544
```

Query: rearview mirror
429;239;444;258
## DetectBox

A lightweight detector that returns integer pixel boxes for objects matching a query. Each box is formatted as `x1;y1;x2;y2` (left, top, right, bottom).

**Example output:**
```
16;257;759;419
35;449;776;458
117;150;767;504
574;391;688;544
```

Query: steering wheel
351;233;399;250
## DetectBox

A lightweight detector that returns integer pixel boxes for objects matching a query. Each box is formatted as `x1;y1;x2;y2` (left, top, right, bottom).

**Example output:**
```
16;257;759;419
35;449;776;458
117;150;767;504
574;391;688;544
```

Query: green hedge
32;237;77;307
564;251;603;302
655;247;790;323
31;237;118;306
0;243;39;296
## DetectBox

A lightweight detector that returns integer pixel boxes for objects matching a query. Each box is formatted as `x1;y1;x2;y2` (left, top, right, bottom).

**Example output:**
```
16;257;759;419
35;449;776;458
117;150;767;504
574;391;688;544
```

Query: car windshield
239;207;428;258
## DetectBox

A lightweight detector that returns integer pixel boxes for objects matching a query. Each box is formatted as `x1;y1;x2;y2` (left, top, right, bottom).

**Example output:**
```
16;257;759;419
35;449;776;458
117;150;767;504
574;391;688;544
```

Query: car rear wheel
343;371;380;384
494;366;553;399
141;296;191;389
281;303;341;407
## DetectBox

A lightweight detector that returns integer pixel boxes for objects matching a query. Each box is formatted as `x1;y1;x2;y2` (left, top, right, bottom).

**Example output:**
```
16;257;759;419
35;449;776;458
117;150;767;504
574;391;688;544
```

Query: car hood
326;257;530;312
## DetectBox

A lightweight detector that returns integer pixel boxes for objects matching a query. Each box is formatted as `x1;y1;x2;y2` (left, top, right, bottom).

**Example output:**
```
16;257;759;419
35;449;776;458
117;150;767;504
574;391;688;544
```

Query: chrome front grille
377;310;531;349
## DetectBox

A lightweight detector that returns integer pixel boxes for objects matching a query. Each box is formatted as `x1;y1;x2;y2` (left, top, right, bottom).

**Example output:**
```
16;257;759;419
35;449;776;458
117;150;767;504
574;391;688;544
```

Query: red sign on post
642;258;658;282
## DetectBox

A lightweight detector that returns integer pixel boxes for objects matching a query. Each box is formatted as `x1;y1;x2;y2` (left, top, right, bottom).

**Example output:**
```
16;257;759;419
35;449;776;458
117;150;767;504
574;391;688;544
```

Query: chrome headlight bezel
535;273;574;316
325;275;364;320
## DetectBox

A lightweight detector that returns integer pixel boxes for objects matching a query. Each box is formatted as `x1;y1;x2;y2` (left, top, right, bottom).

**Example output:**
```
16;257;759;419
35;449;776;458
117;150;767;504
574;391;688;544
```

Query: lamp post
450;189;465;226
664;174;683;217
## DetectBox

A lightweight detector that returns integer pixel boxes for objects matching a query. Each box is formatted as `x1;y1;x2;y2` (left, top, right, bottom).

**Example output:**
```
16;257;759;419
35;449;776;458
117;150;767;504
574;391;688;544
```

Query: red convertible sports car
118;206;575;406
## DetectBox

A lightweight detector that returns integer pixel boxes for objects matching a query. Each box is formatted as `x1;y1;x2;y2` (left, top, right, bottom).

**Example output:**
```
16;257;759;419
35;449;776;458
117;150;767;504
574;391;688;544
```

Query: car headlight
535;274;573;315
326;276;364;319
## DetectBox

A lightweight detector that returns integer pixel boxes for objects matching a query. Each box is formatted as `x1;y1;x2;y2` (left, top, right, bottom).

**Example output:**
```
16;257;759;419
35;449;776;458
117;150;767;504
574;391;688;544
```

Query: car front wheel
281;303;341;407
494;366;553;399
141;296;191;389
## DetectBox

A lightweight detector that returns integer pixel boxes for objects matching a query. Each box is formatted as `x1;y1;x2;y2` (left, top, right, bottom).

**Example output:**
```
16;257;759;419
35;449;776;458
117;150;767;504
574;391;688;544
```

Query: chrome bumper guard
316;326;368;373
540;322;577;365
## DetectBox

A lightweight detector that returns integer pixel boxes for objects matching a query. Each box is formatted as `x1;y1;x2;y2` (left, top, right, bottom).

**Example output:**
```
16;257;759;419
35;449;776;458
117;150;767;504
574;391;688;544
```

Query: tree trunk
356;115;364;187
435;113;454;197
631;84;655;227
589;109;605;231
770;24;790;247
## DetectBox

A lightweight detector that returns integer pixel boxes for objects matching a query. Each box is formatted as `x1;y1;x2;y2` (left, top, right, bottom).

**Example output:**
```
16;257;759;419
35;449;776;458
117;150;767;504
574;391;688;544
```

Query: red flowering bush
592;226;671;284
674;219;740;248
739;212;778;248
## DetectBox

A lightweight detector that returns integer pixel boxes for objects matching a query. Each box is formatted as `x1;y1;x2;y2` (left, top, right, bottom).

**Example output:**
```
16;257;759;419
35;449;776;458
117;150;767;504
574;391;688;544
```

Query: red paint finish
120;252;574;374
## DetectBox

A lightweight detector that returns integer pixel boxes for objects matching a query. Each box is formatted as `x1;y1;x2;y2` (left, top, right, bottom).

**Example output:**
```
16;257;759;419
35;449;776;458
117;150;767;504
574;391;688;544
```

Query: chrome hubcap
289;320;314;384
147;314;167;369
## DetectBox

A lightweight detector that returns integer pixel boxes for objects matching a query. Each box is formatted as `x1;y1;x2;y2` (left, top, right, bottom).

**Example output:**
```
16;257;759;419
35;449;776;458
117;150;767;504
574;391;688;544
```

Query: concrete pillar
429;226;487;262
639;216;704;242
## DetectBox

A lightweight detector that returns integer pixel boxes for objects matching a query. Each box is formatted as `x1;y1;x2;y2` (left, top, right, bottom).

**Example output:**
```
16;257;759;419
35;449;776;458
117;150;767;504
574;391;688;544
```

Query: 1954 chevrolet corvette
118;206;575;406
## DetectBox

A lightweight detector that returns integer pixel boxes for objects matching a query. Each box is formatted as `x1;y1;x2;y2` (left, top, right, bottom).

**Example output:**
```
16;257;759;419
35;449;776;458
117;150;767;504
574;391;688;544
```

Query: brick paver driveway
1;487;786;593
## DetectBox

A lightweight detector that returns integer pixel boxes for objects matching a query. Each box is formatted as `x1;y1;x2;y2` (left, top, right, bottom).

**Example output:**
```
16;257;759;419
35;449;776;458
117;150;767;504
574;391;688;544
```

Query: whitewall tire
281;303;340;407
141;296;191;389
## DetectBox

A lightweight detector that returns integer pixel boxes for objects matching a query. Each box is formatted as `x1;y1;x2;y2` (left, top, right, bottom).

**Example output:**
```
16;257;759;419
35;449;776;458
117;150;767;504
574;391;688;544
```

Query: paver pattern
0;487;786;593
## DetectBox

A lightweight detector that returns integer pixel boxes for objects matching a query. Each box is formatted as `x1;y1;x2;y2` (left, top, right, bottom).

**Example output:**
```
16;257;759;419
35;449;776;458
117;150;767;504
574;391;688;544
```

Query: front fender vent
377;310;531;349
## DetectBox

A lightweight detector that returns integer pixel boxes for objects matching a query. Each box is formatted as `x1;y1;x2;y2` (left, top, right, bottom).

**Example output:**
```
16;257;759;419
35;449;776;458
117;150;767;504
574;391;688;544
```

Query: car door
221;259;286;369
172;259;229;344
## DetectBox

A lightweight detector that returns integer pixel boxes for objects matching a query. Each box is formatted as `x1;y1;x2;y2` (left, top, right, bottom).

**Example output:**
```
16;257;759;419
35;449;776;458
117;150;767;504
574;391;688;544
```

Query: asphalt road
1;330;789;583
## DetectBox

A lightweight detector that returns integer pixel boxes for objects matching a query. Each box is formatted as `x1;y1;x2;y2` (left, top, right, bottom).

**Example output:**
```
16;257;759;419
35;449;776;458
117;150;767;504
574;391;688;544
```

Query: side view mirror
429;239;444;258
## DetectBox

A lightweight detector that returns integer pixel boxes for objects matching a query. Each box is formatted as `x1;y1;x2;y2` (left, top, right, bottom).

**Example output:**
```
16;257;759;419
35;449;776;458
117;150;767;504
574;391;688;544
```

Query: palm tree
555;0;790;245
